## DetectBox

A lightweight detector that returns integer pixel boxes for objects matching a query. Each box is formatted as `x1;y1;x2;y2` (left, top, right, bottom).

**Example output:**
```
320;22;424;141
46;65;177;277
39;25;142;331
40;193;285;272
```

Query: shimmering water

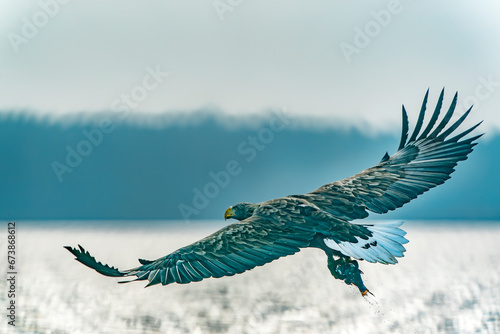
1;220;499;333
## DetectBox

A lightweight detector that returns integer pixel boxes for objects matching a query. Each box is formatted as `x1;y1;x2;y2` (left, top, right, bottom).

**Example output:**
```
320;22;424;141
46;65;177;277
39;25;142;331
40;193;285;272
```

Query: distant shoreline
6;219;500;231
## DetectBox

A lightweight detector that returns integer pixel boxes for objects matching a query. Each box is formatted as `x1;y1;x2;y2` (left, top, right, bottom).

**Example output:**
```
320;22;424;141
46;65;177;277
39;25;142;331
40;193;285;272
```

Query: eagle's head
224;202;258;221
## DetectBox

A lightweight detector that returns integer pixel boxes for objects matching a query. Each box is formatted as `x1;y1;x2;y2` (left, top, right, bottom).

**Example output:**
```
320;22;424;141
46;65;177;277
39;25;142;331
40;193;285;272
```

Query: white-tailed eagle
66;89;482;296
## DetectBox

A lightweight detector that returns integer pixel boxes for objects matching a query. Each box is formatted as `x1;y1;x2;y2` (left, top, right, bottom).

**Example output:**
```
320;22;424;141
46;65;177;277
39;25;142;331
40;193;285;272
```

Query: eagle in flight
66;89;482;296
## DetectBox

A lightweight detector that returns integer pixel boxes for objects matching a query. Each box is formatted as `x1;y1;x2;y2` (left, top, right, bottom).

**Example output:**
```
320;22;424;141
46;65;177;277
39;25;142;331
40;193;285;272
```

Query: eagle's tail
324;221;409;264
361;221;409;264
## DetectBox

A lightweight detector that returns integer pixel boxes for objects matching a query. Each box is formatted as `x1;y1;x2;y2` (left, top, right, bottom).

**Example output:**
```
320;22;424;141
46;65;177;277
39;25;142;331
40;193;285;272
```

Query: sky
1;1;500;134
0;1;499;220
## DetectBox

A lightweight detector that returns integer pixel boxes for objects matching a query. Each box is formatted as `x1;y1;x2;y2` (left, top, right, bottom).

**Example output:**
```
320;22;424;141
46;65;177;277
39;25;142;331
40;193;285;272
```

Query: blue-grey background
1;0;499;220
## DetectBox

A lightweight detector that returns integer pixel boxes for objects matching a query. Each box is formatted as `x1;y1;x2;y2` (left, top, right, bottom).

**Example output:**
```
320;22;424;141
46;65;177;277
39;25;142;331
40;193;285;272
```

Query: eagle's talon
361;289;374;297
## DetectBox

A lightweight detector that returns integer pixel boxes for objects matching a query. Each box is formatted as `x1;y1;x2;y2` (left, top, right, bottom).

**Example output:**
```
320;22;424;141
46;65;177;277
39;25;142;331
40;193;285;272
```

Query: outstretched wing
65;216;315;287
295;89;482;221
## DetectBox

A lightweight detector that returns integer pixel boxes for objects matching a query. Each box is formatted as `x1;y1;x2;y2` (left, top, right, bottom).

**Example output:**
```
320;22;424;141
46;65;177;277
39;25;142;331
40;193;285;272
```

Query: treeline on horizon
1;112;498;220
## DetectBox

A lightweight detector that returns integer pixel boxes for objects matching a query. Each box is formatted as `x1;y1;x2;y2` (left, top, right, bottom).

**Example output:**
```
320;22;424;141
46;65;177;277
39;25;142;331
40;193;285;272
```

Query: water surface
2;220;499;333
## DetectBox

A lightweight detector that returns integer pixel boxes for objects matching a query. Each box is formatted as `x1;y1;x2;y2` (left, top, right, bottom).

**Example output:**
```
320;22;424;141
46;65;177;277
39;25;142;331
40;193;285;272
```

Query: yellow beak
224;207;233;221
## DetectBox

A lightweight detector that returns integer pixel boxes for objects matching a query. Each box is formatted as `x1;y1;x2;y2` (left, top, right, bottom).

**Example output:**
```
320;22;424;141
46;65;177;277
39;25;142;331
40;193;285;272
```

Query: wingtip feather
418;88;444;140
65;244;125;278
398;106;409;150
408;89;429;143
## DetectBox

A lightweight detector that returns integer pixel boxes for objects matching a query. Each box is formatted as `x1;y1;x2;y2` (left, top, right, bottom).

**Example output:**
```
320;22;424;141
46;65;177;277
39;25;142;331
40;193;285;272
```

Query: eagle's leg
327;254;372;297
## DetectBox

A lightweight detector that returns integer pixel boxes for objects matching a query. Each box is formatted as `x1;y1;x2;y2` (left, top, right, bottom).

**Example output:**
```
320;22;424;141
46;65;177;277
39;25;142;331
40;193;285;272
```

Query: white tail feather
324;221;409;264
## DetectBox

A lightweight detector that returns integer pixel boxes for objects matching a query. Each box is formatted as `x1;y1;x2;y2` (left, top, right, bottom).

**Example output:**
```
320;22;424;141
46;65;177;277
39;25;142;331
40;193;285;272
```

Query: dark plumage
65;89;482;296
